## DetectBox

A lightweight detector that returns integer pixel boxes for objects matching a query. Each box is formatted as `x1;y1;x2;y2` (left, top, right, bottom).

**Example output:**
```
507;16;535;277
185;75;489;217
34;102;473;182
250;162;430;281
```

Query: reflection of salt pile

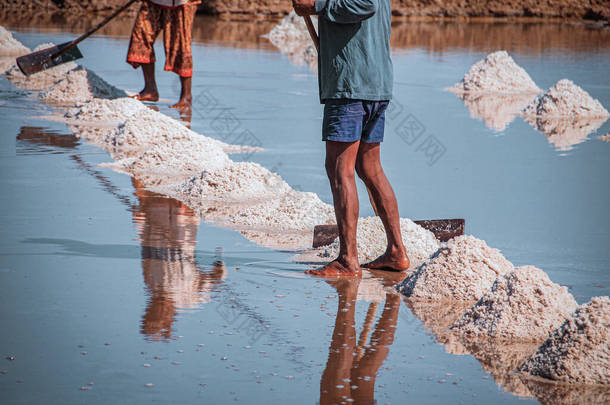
523;80;609;151
265;11;317;71
449;51;541;94
0;26;30;56
40;66;126;103
404;299;471;355
5;43;79;90
300;217;439;268
461;340;539;398
519;296;610;385
398;235;514;301
521;377;610;405
452;266;578;341
599;134;610;142
457;93;535;132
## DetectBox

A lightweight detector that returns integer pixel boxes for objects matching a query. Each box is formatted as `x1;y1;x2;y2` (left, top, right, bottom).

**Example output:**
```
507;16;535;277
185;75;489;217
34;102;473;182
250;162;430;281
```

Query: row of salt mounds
0;26;30;56
398;235;514;301
153;161;292;203
451;266;578;342
519;296;610;385
264;11;317;71
40;66;126;104
523;79;610;119
303;217;439;269
5;43;78;90
449;51;541;95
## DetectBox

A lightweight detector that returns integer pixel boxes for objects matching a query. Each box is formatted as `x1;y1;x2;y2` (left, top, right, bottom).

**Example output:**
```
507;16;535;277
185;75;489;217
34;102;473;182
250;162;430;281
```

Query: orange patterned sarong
126;0;199;77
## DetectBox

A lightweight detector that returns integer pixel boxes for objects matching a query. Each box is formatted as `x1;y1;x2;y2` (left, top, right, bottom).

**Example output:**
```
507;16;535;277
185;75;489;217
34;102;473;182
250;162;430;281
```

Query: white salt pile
0;26;30;56
299;217;439;268
398;235;514;301
449;51;541;94
5;43;79;90
40;66;126;104
65;97;148;125
224;190;335;231
519;296;610;385
452;266;578;342
265;11;317;71
458;92;536;132
103;140;232;187
156;161;291;203
523;79;610;119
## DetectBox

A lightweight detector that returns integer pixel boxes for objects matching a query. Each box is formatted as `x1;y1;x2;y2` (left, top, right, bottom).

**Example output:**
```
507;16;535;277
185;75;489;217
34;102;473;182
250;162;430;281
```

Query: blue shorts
322;99;389;143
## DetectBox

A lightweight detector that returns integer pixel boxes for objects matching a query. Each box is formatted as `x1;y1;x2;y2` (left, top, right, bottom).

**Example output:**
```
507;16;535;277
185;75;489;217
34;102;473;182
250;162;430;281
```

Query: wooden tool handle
52;0;139;60
303;15;319;53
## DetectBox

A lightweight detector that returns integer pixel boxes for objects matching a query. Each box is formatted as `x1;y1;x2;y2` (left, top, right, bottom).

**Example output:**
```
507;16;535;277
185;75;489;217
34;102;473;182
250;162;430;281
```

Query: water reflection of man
319;271;405;404
132;179;226;341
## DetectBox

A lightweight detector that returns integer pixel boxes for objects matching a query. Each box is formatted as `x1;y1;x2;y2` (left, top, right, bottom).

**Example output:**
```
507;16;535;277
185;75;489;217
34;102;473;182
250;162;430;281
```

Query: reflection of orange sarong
126;0;199;78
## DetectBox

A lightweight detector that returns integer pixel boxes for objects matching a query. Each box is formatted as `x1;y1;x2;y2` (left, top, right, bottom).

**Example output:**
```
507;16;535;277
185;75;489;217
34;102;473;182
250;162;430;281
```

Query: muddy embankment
1;0;609;21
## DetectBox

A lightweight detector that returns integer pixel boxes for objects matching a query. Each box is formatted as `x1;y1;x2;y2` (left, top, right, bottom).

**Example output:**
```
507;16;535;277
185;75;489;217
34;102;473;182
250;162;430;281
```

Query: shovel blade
16;42;83;76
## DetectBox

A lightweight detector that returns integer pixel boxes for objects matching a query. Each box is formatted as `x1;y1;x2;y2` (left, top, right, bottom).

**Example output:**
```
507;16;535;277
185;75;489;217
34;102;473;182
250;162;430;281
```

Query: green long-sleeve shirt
314;0;393;103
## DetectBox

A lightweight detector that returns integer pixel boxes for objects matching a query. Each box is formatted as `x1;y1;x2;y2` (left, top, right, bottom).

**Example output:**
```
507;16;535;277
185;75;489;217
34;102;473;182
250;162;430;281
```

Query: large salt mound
40;66;126;103
102;140;232;187
317;217;439;268
0;26;30;56
156;161;292;203
523;79;609;119
5;43;78;90
519;296;610;385
103;108;252;155
449;51;541;94
452;266;578;342
398;235;514;301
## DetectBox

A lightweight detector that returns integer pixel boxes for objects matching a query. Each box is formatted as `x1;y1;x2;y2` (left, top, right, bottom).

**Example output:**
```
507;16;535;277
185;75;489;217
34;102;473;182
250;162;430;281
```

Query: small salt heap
452;266;578;341
523;79;609;119
519;296;610;385
0;26;30;56
398;235;514;301
311;217;439;268
449;51;541;94
265;11;317;70
40;66;127;104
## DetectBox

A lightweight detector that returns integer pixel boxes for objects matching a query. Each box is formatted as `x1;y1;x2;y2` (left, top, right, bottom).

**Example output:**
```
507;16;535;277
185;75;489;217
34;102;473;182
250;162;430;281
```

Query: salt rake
16;0;138;76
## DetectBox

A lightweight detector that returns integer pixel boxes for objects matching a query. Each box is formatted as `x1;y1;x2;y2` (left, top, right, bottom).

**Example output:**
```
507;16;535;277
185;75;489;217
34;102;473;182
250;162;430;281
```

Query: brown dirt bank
1;0;609;22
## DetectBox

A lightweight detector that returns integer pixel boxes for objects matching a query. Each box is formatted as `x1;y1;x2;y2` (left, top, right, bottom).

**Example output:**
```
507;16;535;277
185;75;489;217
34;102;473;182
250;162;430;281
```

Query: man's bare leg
355;142;409;271
170;76;192;109
307;141;361;276
135;62;159;102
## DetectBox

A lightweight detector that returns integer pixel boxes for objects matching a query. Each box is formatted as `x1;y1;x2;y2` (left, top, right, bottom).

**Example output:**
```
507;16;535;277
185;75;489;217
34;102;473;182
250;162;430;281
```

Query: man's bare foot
170;97;192;109
306;258;361;277
132;90;159;102
363;250;410;272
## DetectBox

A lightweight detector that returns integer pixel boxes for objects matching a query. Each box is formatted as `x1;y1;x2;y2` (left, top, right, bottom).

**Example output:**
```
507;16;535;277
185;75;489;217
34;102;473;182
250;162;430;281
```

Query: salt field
1;12;609;404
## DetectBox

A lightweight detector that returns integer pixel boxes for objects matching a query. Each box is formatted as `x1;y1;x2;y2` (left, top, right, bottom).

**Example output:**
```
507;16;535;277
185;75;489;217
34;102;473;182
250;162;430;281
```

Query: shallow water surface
1;16;609;404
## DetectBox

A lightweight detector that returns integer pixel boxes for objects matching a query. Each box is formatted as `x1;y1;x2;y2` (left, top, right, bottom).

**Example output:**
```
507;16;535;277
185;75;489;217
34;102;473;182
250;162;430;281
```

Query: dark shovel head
16;41;83;76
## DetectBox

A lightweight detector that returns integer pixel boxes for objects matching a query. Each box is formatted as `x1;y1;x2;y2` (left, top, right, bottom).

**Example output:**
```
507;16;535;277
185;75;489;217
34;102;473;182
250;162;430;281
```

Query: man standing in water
293;0;410;275
126;0;199;108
